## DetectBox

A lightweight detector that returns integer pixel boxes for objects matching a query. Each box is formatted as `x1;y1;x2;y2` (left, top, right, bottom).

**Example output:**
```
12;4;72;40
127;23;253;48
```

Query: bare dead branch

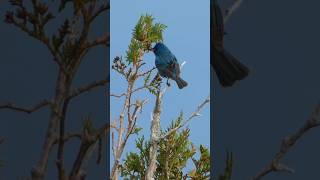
109;121;119;132
89;2;110;22
95;123;111;139
96;137;103;164
56;98;71;179
69;131;96;179
68;79;108;100
31;70;69;180
70;123;109;179
111;132;116;160
110;80;156;99
77;2;97;48
9;14;65;70
160;96;210;140
87;33;110;48
252;103;320;180
53;133;82;145
145;88;165;180
223;0;244;24
32;134;58;180
111;82;147;179
137;67;156;77
125;99;148;140
111;58;149;179
110;93;126;98
0;100;51;114
113;82;131;175
4;1;109;179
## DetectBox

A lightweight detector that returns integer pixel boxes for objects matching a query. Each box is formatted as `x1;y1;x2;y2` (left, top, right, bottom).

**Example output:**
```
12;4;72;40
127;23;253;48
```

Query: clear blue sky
110;0;210;175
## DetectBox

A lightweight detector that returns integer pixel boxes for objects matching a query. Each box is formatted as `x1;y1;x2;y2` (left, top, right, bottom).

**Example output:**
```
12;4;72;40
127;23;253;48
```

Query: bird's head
151;42;168;56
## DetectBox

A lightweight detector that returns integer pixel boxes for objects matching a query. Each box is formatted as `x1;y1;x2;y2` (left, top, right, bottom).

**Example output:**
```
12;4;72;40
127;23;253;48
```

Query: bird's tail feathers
213;48;249;87
175;77;188;89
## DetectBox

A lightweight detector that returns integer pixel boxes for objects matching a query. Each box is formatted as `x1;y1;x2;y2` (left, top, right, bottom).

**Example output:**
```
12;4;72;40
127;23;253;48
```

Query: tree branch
89;2;110;23
53;133;82;145
123;99;148;144
9;13;64;70
252;103;320;180
111;82;133;180
68;79;108;100
145;88;165;180
223;0;244;24
110;93;126;98
160;96;210;140
110;84;151;98
111;84;148;179
137;67;156;77
69;123;109;179
56;98;71;180
4;1;109;179
87;33;110;48
0;100;51;114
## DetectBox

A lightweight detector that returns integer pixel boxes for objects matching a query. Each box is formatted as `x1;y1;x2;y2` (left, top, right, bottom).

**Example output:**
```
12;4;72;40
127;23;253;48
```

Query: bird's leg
166;78;171;87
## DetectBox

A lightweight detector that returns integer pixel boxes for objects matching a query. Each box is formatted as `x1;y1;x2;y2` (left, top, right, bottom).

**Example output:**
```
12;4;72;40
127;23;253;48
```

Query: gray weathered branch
145;88;164;180
87;33;110;48
160;96;210;140
0;100;51;114
68;79;108;100
223;0;244;24
70;123;109;179
252;103;320;180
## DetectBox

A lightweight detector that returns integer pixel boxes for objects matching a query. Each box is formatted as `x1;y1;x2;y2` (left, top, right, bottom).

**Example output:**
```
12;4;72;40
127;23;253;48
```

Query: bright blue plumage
152;43;188;89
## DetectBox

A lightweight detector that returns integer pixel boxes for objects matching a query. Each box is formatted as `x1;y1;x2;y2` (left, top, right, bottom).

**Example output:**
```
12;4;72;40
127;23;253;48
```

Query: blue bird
151;43;188;89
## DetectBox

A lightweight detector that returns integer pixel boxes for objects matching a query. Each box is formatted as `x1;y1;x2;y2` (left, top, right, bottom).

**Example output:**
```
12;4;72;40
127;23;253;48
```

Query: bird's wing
166;61;180;77
155;56;166;68
172;56;178;63
174;61;181;76
161;67;175;79
171;57;180;76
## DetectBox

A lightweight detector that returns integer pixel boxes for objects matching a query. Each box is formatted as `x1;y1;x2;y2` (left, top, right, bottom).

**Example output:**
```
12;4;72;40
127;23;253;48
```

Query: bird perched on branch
211;1;249;87
151;43;188;89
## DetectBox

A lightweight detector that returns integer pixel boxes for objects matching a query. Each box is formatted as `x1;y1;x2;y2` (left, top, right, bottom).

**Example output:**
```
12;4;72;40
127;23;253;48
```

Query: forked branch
0;100;51;114
252;103;320;180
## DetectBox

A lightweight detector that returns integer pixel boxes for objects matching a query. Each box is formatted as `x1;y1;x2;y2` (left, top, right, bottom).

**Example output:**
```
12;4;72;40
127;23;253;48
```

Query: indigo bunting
152;43;188;89
211;2;249;87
